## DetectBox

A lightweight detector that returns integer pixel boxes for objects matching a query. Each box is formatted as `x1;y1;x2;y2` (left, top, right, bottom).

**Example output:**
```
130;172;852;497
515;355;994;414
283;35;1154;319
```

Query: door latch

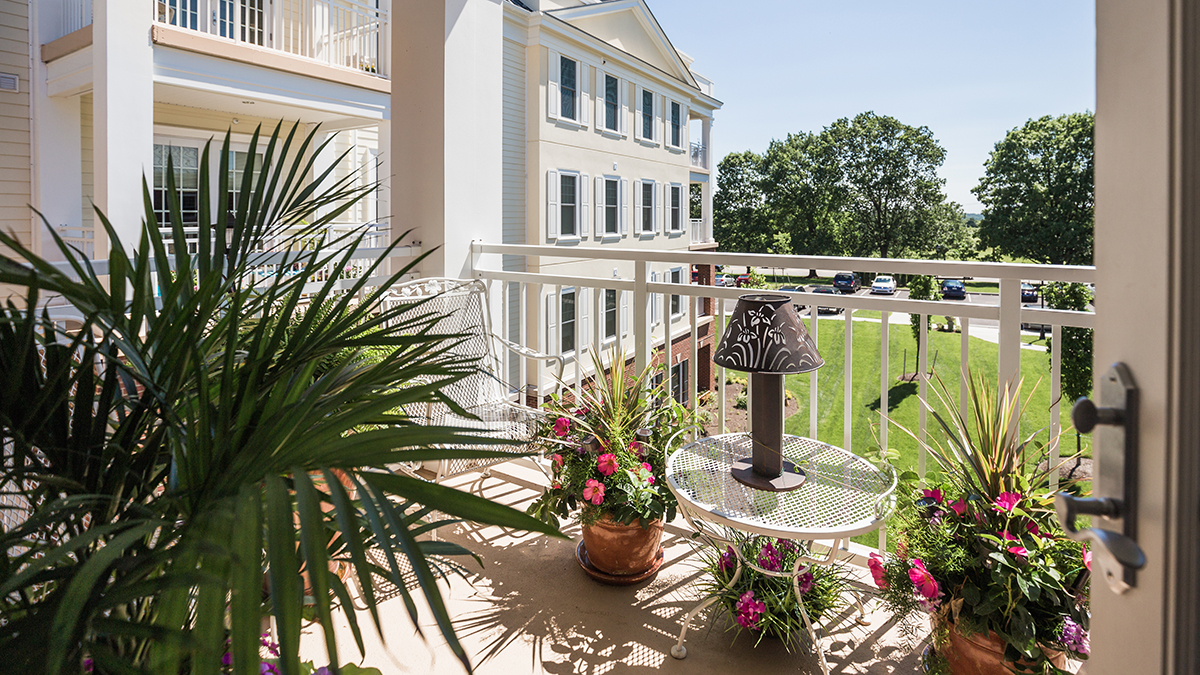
1056;362;1146;594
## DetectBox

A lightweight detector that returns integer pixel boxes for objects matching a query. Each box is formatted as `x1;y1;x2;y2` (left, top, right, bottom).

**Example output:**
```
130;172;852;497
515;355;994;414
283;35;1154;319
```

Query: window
226;150;262;217
670;267;683;316
641;89;654;140
560;173;578;237
669;184;683;232
641;180;655;233
153;142;201;226
604;74;619;131
218;0;264;45
560;57;577;121
603;289;618;341
670;361;689;405
669;101;682;147
604;178;619;234
561;288;576;355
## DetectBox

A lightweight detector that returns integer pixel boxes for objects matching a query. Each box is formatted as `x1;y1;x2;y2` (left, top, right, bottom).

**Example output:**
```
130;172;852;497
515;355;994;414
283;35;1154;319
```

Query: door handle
1055;362;1146;594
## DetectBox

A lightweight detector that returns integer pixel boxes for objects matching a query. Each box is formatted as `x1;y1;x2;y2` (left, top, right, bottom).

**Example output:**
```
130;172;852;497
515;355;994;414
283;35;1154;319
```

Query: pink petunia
583;479;606;505
797;572;814;594
949;499;967;517
735;590;767;630
993;491;1022;513
629;440;644;456
922;488;944;504
552;453;563;469
641;462;655;484
597;453;619;476
719;545;737;572
1007;545;1029;558
553;417;571;437
868;552;889;589
908;559;940;601
1083;544;1092;571
551;481;562;490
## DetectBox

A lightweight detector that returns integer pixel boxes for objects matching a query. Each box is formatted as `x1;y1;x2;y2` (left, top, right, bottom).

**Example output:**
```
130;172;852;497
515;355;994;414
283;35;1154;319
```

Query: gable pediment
546;0;696;88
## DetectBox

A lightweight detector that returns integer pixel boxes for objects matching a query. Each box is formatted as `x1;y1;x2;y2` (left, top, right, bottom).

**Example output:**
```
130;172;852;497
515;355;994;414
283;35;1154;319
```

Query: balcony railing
63;0;92;37
470;243;1095;557
154;0;389;77
690;142;707;169
689;218;711;245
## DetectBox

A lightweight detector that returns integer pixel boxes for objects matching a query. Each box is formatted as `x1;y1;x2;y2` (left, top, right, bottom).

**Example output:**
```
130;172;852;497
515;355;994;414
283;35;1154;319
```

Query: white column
702;116;714;240
92;0;155;253
31;0;83;260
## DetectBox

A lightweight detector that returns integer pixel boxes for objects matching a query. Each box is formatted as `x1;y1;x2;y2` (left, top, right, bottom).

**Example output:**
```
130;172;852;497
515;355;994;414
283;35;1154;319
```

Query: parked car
832;271;860;294
715;274;733;287
811;286;843;314
778;286;807;314
735;273;751;288
1022;282;1039;304
940;278;967;300
870;275;897;295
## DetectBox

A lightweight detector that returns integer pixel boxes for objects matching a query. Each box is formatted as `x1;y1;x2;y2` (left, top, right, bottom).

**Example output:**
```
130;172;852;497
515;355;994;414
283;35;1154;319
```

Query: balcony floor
300;467;928;674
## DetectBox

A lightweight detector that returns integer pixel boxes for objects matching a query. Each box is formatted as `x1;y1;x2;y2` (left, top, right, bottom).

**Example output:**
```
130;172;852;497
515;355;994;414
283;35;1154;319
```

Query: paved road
718;287;1011;327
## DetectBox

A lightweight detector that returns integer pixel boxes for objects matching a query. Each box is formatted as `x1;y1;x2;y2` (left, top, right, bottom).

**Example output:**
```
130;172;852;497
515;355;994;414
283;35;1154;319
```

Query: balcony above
690;141;708;170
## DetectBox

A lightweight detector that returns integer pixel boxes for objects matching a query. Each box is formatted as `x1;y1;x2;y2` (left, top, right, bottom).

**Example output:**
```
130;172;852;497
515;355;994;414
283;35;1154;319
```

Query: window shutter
579;287;590;351
547;170;559;240
595;68;605;124
619;78;628;137
580;173;590;237
548;51;560;120
651;272;661;325
620;178;629;235
621;290;629;336
655;181;664;234
682;104;690;148
546;292;558;355
595;176;604;231
634;179;642;229
580;63;590;126
680;186;688;236
655;93;663;144
634;85;644;141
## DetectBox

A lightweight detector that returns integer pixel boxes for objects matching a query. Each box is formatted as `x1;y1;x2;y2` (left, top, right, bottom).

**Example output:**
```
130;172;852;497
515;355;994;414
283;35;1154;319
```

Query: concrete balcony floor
300;466;928;674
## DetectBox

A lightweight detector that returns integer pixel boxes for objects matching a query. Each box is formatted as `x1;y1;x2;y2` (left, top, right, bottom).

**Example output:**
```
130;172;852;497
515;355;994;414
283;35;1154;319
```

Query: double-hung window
560;288;576;356
669;184;683;233
640;180;655;234
669;101;682;148
560;173;578;237
603;289;618;342
641;89;655;140
670;267;683;316
153;142;201;227
548;169;589;240
603;74;620;132
670;361;689;405
602;177;619;235
560;57;578;121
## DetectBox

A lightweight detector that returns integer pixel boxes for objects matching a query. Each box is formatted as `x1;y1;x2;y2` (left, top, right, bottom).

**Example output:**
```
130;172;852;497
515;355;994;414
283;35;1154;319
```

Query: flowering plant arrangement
698;533;848;651
526;348;703;528
873;372;1090;674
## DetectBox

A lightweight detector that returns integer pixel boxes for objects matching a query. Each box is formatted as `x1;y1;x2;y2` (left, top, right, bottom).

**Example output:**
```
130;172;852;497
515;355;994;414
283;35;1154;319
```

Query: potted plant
697;534;848;651
526;347;700;581
871;371;1090;674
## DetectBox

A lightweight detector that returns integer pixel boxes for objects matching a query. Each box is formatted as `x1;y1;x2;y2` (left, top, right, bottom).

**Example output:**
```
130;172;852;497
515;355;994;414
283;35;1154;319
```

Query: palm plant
0;123;562;675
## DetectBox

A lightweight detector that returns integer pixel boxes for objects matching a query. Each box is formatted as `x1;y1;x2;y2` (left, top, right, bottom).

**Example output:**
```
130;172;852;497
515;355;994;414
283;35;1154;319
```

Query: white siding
81;94;93;234
0;0;30;251
502;35;527;385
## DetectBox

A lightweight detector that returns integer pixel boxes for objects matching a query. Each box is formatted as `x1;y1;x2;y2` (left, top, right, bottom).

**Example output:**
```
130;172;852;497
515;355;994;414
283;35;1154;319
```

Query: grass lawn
964;281;1000;294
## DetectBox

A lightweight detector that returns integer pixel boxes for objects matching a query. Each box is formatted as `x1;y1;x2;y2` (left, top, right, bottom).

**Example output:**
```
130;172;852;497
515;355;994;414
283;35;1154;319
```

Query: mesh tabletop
666;433;896;540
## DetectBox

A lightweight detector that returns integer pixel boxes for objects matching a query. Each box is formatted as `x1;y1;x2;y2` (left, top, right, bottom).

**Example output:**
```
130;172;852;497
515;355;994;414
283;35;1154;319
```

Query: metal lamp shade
713;294;824;374
713;293;823;492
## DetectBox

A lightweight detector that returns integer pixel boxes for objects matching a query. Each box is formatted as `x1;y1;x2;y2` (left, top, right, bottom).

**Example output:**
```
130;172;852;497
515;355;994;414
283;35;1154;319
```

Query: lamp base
731;458;806;492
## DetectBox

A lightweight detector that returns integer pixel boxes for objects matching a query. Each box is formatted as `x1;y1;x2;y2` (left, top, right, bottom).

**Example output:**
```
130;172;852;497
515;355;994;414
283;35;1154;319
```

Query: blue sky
649;0;1096;213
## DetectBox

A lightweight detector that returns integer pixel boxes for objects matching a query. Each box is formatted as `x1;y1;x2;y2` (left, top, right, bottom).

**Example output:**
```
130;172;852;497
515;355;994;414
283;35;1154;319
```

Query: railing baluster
519;281;528;405
844;308;852;453
689;294;698;414
662;280;671;397
918;313;927;482
960;316;970;417
718;294;726;434
880;309;889;455
1050;323;1062;490
810;310;818;438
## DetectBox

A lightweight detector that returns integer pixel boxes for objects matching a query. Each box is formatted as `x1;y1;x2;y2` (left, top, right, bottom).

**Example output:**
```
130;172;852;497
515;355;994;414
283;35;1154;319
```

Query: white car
714;274;733;287
871;275;897;295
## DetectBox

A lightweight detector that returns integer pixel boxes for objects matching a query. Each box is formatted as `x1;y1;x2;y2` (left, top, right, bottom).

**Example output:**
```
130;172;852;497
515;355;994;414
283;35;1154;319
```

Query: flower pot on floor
579;515;664;580
940;622;1067;675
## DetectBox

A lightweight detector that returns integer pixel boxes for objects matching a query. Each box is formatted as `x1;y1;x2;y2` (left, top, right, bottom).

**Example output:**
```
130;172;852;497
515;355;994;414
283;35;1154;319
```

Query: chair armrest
490;334;565;395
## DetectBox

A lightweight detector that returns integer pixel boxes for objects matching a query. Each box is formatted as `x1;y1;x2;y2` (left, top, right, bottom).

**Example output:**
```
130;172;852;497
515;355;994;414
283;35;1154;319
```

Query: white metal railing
689;142;707;169
62;0;93;38
469;242;1095;557
689;218;709;245
153;0;389;77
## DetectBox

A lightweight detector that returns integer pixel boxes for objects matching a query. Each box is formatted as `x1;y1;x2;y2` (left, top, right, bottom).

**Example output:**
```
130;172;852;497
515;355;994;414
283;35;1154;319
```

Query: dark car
778;286;806;313
940;278;967;299
832;271;860;294
1022;282;1039;304
811;286;843;314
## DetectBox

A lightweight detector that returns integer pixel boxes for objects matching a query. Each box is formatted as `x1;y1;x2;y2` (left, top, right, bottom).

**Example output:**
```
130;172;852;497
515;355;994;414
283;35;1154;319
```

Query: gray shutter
580;173;590;237
620;178;629;235
595;176;604;233
547;170;559;240
548;51;560;120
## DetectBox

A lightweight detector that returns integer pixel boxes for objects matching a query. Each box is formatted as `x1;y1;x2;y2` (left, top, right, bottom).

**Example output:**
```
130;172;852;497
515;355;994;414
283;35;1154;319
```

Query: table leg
671;559;742;659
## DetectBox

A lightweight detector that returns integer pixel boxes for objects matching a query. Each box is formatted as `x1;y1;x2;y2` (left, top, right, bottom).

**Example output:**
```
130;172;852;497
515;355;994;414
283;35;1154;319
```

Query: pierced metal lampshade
713;294;824;491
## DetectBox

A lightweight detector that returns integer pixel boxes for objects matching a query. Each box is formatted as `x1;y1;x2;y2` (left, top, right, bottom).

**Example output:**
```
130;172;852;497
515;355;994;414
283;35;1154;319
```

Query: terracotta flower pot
580;515;664;576
941;623;1067;675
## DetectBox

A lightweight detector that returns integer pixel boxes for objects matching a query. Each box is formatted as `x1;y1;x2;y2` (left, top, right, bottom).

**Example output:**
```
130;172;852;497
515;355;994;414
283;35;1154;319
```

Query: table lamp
713;294;824;491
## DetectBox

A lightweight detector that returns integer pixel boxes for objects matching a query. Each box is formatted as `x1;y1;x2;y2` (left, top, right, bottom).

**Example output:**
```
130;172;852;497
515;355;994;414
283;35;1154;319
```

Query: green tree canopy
972;112;1094;265
826;112;948;259
760;132;843;259
713;150;772;253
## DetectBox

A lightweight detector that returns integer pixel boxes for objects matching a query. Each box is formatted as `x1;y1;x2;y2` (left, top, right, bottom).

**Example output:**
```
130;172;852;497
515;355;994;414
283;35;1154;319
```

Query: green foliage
713;151;772;253
698;534;849;651
922;202;979;260
0;124;562;675
525;347;702;528
744;267;768;289
1041;282;1094;403
907;275;940;362
973;112;1094;265
761;132;844;257
733;389;748;410
826;111;949;259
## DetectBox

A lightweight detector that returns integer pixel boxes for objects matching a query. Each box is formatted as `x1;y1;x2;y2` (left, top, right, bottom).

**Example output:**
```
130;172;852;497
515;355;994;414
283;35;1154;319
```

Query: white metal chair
382;277;563;482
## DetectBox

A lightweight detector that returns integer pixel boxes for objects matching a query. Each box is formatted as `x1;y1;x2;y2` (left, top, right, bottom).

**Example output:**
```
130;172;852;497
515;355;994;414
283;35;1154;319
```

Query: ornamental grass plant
525;347;705;528
871;370;1090;674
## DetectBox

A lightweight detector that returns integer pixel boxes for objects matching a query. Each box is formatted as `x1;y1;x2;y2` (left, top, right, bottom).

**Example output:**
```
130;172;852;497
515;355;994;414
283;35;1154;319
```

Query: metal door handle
1055;494;1146;576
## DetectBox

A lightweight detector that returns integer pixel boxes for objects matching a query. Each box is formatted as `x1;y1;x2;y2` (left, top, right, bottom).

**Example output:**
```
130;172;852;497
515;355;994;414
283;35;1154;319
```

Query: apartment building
394;0;722;400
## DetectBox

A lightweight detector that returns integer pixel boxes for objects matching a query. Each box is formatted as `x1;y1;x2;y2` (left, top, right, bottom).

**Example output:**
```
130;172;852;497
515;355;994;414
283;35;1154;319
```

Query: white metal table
666;433;897;675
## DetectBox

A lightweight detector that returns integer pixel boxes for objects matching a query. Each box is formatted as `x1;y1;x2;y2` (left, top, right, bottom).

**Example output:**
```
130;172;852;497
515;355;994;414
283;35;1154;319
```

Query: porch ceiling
154;83;372;129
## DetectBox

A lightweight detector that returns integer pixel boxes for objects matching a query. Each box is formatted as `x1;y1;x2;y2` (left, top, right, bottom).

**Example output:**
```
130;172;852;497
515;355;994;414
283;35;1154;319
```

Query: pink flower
1026;521;1045;538
583;479;605;505
921;488;944;504
1001;531;1028;558
553;417;571;437
1083;544;1092;571
552;453;563;468
222;653;233;666
629;440;644;456
597;453;618;476
868;552;889;589
735;590;766;630
993;491;1022;513
949;499;967;517
641;462;655;484
719;545;736;572
797;572;814;594
551;481;561;489
758;542;782;572
261;664;279;675
908;559;940;601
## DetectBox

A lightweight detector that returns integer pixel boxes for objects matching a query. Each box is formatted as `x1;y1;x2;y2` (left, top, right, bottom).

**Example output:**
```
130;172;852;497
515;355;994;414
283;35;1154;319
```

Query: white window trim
601;288;619;344
548;51;589;129
597;175;622;238
560;286;577;358
596;69;625;138
669;267;684;318
668;183;684;233
666;99;685;151
635;85;660;147
551;169;584;242
637;178;657;236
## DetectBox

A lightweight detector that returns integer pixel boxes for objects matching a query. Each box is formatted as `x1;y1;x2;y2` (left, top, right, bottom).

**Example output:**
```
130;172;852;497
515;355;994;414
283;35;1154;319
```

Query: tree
1042;282;1094;403
713;151;772;253
907;274;940;367
760;132;843;273
922;201;979;260
825;112;949;259
972;112;1094;265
